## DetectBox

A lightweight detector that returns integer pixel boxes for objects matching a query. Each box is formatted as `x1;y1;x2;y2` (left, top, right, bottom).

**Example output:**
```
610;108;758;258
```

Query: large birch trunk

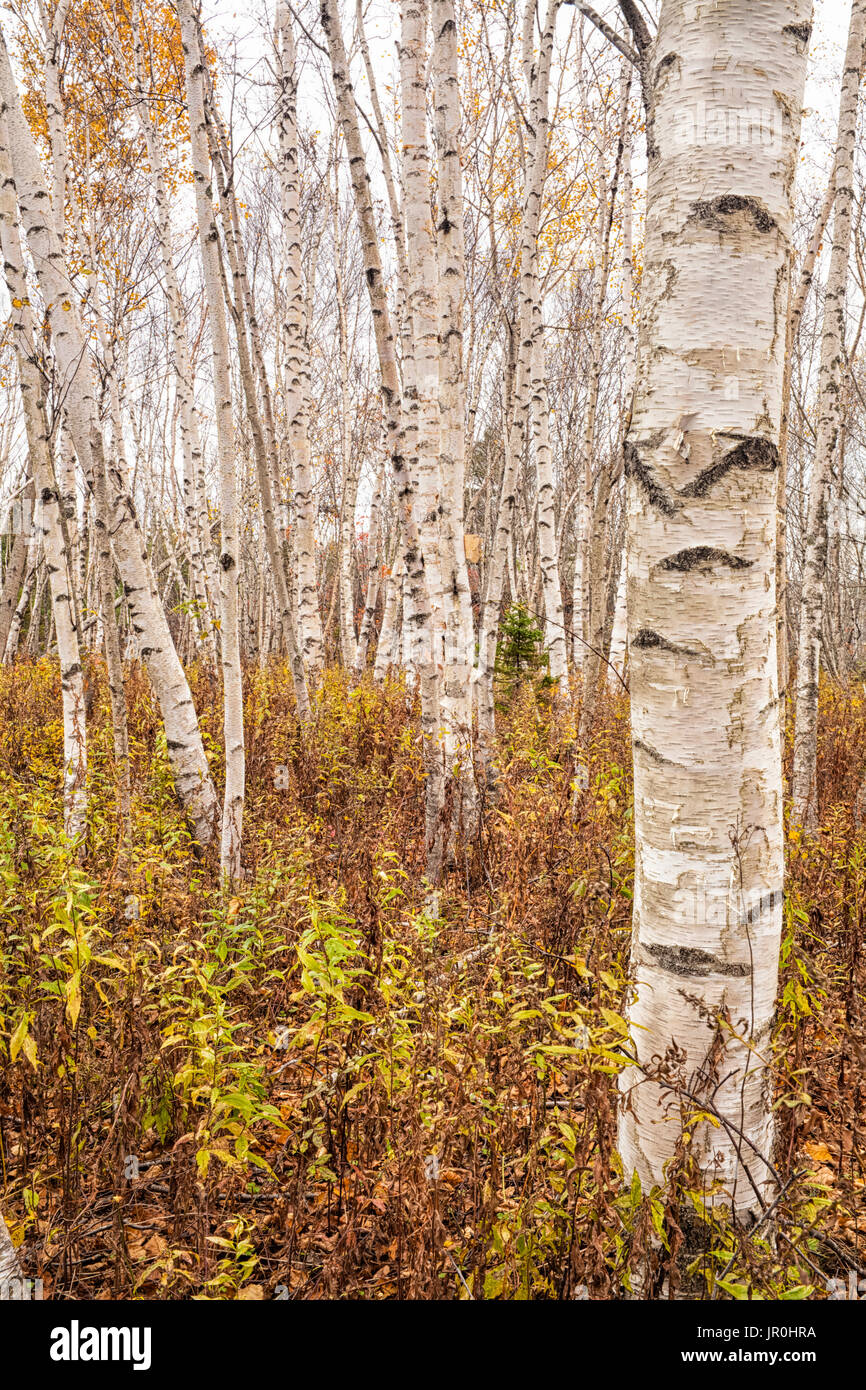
618;1;809;1215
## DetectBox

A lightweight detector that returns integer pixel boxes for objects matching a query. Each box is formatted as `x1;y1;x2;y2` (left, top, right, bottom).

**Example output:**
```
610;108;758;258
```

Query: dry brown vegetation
0;659;864;1299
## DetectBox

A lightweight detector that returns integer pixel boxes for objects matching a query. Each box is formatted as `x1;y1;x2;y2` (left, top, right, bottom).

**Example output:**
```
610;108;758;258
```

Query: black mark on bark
680;436;780;498
689;194;776;234
645;942;752;978
659;546;752;573
625;441;677;516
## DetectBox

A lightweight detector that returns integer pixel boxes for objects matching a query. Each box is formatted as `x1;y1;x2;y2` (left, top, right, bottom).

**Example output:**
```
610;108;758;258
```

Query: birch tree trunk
608;553;627;684
618;0;810;1214
400;0;444;688
4;539;36;663
129;1;220;663
433;0;476;779
321;0;444;870
0;1209;22;1296
178;0;244;878
373;548;403;680
331;171;358;671
202;80;310;722
776;176;834;697
607;61;636;695
473;0;560;765
575;161;612;693
276;5;325;681
0;28;219;843
0;148;87;836
791;0;864;831
0;480;34;659
355;460;386;674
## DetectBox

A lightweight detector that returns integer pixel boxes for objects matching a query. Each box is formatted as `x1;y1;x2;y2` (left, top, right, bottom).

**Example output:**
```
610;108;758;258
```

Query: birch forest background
0;0;865;1305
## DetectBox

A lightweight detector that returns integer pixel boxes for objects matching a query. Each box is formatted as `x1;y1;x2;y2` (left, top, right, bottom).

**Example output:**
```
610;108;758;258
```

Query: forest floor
0;661;864;1299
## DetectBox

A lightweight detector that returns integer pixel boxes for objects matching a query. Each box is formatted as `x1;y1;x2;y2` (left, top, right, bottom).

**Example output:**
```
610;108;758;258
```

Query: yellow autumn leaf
804;1141;833;1164
66;970;81;1029
9;1014;28;1062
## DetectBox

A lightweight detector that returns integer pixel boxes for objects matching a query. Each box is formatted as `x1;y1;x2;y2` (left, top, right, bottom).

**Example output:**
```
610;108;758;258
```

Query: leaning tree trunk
618;0;810;1216
0;28;219;844
4;537;37;663
791;0;865;831
0;136;87;836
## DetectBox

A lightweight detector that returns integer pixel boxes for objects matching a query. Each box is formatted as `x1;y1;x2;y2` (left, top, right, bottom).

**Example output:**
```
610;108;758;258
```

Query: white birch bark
276;5;325;679
0;1211;23;1295
473;0;560;758
127;2;220;663
432;0;476;767
0;137;87;835
321;0;444;868
776;176;835;696
66;179;133;835
177;0;244;880
618;0;810;1214
607;58;635;693
0;479;34;659
202;80;310;721
373;547;403;680
0;29;219;842
791;0;864;830
400;0;444;691
331;171;358;670
608;550;627;684
575;167;610;684
4;537;37;662
355;461;386;675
